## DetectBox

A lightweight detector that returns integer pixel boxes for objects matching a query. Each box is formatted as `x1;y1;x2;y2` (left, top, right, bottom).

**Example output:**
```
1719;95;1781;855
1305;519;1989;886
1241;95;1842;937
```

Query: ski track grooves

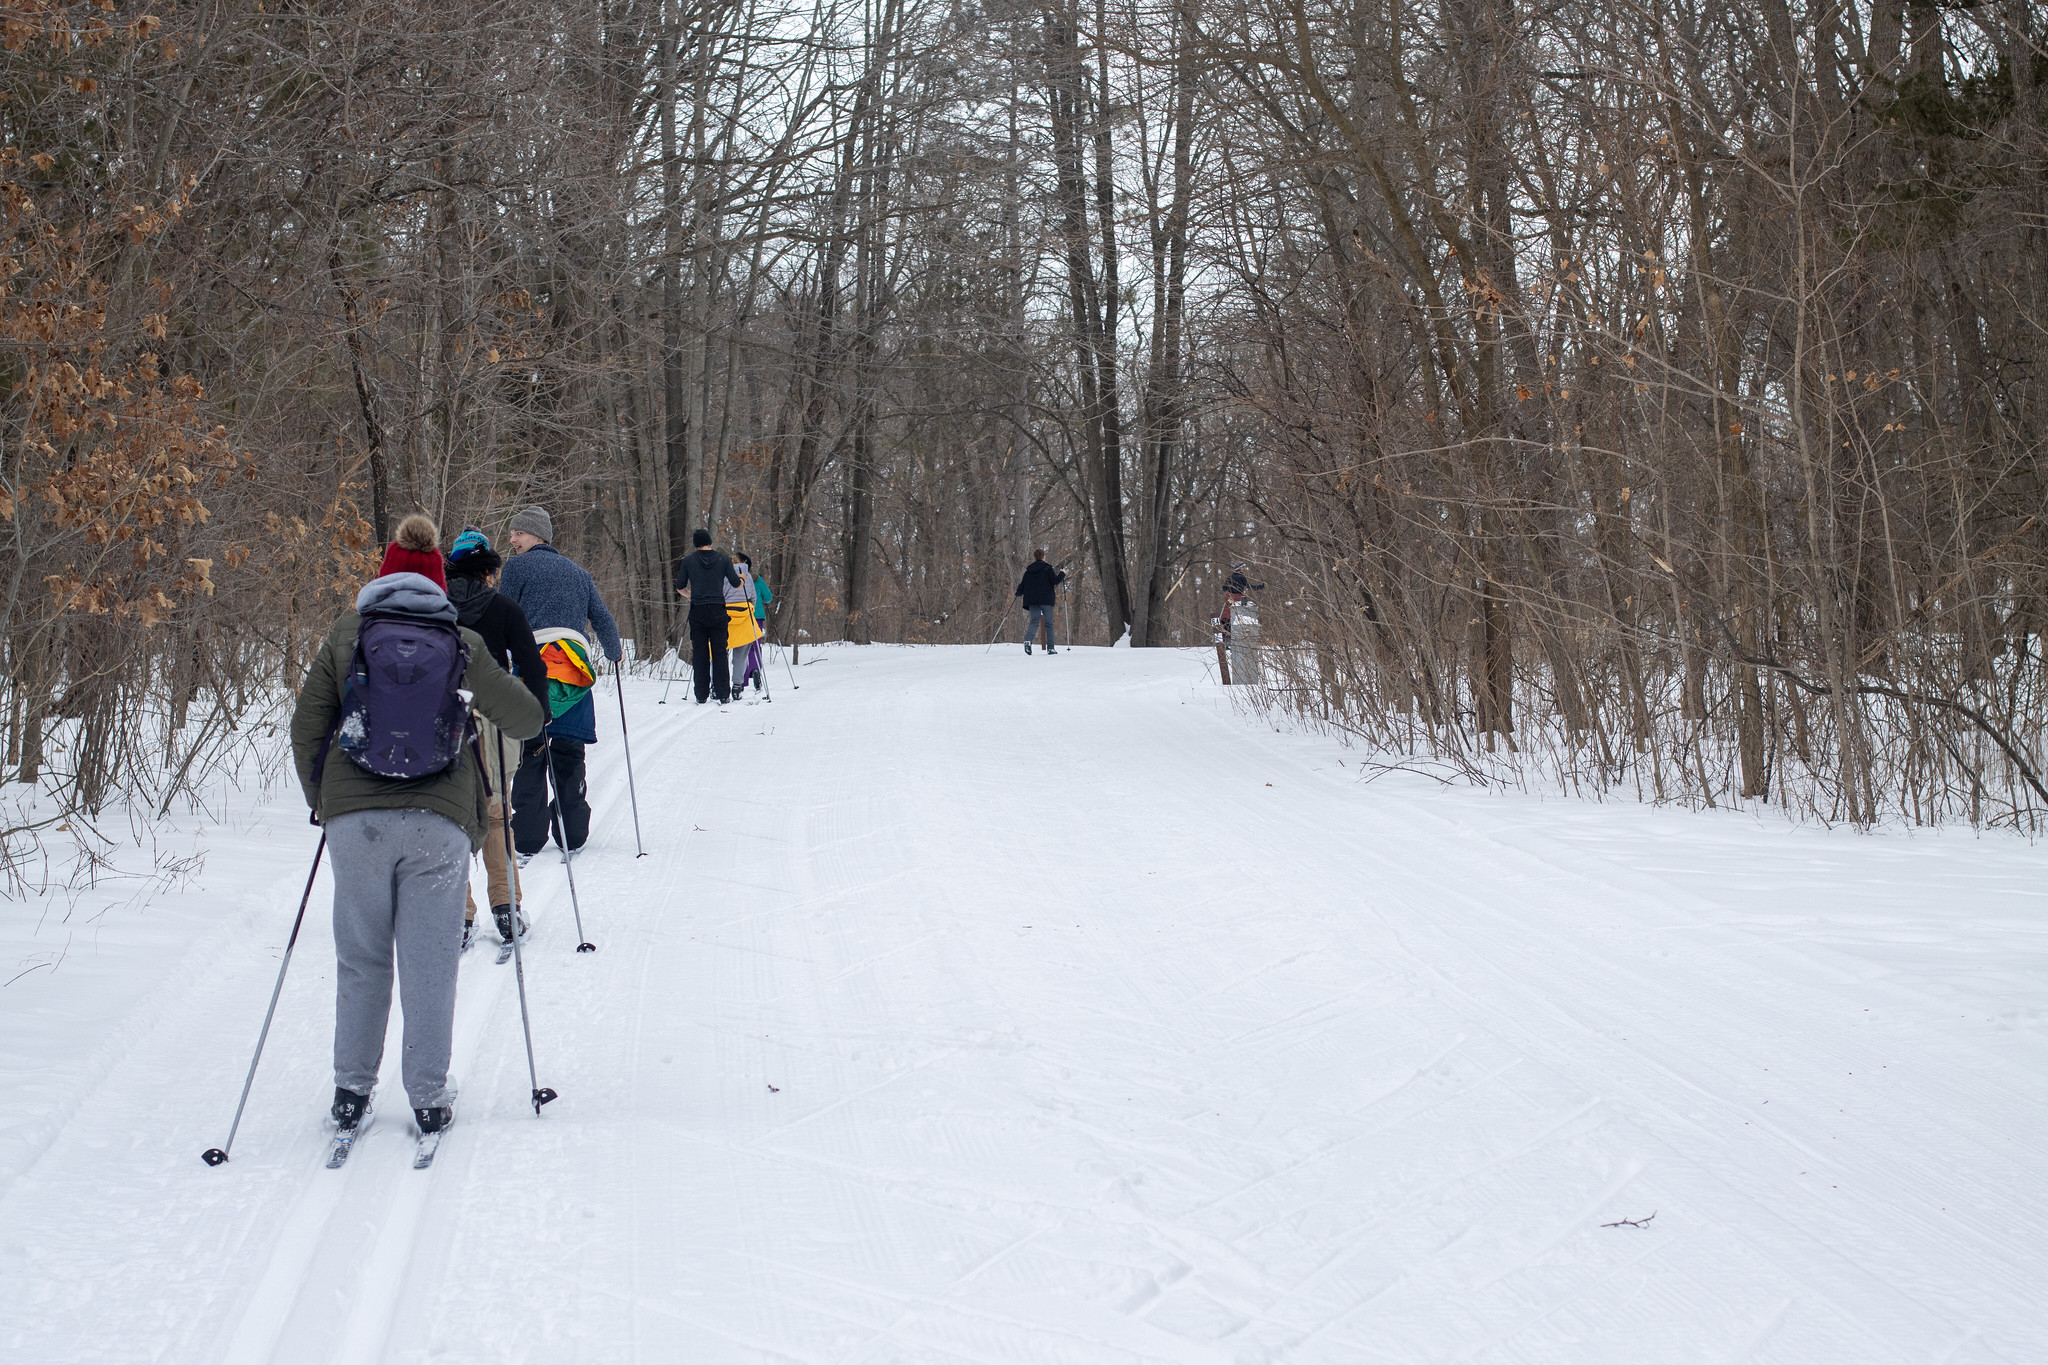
1;648;2040;1365
206;691;713;1365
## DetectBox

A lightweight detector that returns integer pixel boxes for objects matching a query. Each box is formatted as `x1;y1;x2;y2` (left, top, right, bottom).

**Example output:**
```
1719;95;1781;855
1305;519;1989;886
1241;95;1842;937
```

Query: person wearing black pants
512;736;589;856
498;505;620;860
673;528;743;704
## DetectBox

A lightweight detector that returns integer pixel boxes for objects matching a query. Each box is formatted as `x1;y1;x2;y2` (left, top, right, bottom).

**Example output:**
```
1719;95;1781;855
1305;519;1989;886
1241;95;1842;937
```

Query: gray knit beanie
508;505;553;543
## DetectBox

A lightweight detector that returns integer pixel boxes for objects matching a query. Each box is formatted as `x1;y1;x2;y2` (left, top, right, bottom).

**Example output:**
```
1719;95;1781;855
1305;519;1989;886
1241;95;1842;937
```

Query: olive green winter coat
290;609;547;849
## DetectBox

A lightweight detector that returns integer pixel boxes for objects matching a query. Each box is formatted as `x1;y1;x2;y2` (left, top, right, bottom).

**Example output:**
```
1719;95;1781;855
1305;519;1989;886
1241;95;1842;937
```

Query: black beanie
692;528;712;547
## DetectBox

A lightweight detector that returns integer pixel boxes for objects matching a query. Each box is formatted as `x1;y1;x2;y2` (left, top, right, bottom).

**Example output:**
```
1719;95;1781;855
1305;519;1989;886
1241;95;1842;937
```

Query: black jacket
1015;560;1066;607
674;549;742;606
447;575;550;717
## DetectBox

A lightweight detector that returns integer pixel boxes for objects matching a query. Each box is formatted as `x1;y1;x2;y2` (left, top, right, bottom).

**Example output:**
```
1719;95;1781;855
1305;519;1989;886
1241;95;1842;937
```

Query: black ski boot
411;1103;455;1167
460;919;477;953
491;903;528;945
332;1086;371;1130
325;1087;374;1167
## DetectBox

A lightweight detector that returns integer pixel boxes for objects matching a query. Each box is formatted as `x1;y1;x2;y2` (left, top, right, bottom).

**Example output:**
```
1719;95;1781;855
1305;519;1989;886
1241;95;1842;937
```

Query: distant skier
499;505;623;862
1015;549;1066;655
725;552;758;696
290;514;545;1147
673;528;742;703
443;528;549;951
732;552;773;695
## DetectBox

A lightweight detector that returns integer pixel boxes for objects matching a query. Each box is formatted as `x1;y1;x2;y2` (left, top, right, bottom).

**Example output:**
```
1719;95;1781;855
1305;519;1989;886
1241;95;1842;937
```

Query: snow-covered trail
3;645;2043;1363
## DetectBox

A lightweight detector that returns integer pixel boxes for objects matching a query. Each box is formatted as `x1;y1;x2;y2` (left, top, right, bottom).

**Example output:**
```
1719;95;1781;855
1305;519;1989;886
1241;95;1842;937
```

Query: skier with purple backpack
289;515;546;1157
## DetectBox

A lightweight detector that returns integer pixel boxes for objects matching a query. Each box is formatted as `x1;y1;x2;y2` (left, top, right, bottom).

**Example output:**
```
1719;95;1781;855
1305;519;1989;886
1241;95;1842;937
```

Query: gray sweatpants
327;808;470;1108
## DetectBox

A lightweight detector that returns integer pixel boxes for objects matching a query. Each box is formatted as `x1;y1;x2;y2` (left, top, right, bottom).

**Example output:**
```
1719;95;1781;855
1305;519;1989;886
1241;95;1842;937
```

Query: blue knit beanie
445;525;504;578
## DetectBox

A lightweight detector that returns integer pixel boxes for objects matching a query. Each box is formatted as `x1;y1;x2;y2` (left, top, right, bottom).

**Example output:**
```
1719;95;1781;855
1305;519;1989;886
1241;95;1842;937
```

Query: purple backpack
335;613;472;779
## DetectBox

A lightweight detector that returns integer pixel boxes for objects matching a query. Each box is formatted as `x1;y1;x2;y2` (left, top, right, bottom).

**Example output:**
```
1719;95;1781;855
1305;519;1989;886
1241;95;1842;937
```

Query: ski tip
201;1148;229;1167
532;1087;559;1113
577;942;597;953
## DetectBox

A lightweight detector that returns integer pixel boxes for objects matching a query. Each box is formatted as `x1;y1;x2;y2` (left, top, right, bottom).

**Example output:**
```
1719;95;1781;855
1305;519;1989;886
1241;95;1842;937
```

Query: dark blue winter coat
1015;560;1065;607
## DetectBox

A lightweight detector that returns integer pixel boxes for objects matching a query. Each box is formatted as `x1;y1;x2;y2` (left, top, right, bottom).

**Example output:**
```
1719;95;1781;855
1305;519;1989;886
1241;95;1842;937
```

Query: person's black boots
332;1086;371;1130
492;903;528;944
414;1105;455;1134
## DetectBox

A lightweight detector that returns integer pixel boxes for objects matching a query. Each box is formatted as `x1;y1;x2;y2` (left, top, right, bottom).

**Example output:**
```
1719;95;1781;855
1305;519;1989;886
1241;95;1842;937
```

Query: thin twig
1600;1211;1656;1229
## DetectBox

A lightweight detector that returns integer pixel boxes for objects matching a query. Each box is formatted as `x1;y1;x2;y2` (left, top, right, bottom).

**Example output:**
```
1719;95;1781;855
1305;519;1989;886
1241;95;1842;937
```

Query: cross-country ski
323;1118;369;1171
410;1132;444;1171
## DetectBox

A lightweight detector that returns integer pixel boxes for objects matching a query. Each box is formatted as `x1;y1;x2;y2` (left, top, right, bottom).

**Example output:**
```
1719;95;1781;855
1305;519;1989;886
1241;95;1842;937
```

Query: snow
3;644;2043;1364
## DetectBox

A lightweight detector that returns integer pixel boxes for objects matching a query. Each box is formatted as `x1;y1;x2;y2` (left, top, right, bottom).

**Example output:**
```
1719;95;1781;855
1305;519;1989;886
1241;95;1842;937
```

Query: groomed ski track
2;645;2042;1363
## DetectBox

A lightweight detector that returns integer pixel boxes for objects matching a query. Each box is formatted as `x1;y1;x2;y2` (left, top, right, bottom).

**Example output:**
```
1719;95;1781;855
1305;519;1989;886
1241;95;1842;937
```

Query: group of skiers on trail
281;508;768;1157
256;515;1222;1163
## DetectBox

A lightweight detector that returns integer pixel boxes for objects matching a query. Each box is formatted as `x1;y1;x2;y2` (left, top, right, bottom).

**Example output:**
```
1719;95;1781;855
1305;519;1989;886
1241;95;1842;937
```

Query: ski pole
659;628;687;704
543;742;596;952
202;831;327;1166
779;640;799;690
984;600;1015;653
613;664;646;857
758;640;772;702
496;732;558;1114
659;644;679;704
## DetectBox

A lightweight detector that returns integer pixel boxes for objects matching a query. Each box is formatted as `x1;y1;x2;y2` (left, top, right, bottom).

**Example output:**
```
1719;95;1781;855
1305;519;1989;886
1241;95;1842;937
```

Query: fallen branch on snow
1600;1211;1657;1229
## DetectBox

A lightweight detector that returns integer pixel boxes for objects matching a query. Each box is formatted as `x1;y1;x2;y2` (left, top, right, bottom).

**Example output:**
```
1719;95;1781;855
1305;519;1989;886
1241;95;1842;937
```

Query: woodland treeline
2;0;2043;828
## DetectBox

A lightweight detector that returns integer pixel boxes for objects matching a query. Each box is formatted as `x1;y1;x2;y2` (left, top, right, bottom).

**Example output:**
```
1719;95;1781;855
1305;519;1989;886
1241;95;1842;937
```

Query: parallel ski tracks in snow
4;652;2041;1364
205;693;718;1365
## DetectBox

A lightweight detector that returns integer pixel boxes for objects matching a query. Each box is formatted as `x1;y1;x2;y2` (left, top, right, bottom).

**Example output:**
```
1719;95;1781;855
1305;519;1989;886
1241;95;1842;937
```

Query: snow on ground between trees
2;644;2042;1364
